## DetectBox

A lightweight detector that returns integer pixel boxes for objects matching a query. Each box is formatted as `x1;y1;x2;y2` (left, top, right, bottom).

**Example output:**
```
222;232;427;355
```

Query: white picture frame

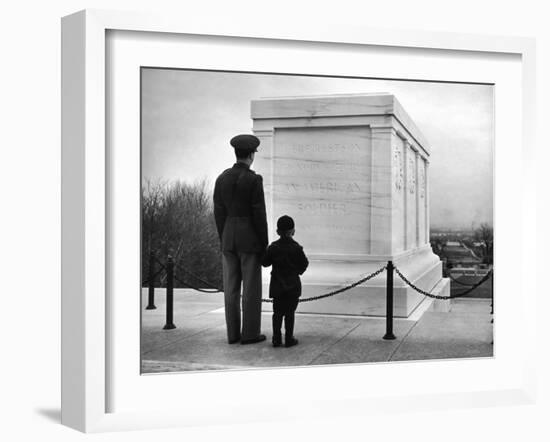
61;9;537;433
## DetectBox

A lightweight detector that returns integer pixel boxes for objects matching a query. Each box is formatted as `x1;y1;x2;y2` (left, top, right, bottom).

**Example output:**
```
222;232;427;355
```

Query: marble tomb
251;93;450;317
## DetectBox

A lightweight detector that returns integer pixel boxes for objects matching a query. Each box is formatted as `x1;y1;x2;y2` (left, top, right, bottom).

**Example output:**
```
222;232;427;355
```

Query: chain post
163;255;176;330
383;260;396;340
145;251;157;310
490;268;494;315
491;268;494;344
490;268;494;328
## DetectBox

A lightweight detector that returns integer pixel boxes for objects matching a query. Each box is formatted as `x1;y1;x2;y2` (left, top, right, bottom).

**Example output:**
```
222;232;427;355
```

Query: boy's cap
277;215;294;232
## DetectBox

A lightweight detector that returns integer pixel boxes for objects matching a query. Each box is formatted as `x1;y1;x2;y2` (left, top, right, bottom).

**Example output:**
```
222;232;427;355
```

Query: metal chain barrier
148;253;493;339
447;272;491;287
174;261;224;291
142;265;166;287
395;266;493;300
445;270;492;298
152;255;167;270
263;265;387;304
165;259;387;303
148;256;489;302
447;273;479;287
173;273;223;293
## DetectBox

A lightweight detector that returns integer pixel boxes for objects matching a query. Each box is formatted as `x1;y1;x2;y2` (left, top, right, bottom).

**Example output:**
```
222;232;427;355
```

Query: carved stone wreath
393;145;404;191
420;163;426;198
408;155;416;194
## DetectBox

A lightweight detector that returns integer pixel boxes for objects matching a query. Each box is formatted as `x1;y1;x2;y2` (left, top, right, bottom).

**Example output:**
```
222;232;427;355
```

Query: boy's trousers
272;296;299;339
222;251;262;343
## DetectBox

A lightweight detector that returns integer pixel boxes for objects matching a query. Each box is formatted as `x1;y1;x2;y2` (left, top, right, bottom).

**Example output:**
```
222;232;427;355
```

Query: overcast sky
141;68;493;230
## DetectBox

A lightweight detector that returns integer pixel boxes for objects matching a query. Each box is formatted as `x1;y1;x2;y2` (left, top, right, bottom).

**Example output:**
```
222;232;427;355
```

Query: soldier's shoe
285;337;298;348
241;334;266;345
272;336;282;347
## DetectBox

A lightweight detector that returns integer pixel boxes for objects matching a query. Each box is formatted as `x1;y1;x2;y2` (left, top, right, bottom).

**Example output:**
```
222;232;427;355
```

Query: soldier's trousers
222;251;262;343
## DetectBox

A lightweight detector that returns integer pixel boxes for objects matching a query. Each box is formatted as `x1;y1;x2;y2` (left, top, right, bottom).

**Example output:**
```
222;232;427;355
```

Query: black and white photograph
3;0;547;439
140;68;494;373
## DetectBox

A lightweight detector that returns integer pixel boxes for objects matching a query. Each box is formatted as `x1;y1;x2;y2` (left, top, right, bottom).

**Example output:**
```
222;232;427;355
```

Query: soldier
213;134;268;345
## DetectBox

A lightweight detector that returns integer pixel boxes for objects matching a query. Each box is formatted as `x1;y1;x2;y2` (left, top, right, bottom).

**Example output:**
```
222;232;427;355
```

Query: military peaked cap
230;134;260;152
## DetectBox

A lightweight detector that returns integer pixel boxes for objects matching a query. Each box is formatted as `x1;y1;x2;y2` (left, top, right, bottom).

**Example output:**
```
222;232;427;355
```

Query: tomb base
262;245;444;318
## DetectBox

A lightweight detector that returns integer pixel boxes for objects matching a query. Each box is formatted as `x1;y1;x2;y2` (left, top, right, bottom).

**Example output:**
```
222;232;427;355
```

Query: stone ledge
251;93;430;153
429;278;452;312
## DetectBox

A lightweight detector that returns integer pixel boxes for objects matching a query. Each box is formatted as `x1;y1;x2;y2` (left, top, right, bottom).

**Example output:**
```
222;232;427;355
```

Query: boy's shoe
285;337;298;348
272;337;282;347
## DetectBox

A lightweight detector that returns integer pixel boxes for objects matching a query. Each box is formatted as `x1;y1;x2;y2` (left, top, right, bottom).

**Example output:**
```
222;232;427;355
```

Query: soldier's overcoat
213;162;268;253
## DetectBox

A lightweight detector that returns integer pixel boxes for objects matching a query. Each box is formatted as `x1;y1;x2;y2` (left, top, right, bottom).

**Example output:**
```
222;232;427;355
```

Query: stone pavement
141;289;493;373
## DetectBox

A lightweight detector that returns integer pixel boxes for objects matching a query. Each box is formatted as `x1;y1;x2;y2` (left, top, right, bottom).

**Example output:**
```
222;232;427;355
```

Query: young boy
262;215;309;347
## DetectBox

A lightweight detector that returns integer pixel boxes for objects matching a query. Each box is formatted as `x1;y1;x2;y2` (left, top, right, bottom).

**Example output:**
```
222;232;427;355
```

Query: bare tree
474;222;493;265
142;178;222;288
